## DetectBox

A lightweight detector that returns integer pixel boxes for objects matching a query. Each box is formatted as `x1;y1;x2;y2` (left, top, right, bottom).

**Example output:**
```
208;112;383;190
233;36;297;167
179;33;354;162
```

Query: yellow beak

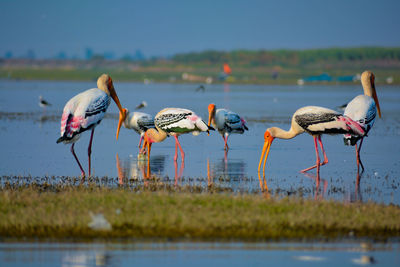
258;140;272;176
116;108;127;141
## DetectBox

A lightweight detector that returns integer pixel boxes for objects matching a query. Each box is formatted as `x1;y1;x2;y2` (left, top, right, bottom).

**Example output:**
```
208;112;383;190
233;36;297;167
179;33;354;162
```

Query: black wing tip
244;125;249;131
56;136;66;143
208;125;215;131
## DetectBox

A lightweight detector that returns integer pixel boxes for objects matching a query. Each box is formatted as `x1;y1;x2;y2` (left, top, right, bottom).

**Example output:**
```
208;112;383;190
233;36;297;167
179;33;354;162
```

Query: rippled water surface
0;80;399;203
1;242;399;267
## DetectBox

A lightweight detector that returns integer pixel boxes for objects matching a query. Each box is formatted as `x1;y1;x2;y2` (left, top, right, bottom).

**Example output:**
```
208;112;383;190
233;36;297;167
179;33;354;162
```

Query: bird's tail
56;136;66;144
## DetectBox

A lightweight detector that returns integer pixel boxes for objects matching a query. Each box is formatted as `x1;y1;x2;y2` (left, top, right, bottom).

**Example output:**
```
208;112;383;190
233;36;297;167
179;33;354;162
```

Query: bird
258;106;366;182
117;108;155;148
207;103;248;150
135;101;147;110
139;108;214;162
343;70;381;173
57;74;126;178
39;95;51;108
195;85;205;92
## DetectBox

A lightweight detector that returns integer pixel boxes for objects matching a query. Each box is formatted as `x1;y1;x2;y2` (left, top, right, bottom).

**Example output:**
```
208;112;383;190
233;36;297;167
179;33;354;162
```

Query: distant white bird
258;106;366;182
57;74;126;178
140;108;214;162
39;95;51;108
117;108;155;148
207;103;248;150
343;70;381;173
135;101;147;110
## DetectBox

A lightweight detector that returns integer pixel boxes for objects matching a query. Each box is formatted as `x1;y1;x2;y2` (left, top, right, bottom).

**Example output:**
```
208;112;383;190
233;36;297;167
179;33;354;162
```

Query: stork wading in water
258;106;366;183
135;108;214;162
117;108;155;148
57;74;126;178
343;71;381;173
207;104;248;150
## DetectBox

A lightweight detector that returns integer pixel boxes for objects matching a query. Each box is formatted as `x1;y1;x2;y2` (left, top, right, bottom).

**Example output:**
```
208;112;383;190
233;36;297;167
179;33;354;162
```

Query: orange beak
116;108;127;141
108;84;126;140
258;131;274;176
371;83;381;118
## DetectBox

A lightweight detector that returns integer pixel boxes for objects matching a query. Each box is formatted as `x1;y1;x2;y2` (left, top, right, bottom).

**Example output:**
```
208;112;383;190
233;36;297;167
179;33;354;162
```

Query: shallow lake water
0;80;399;204
0;242;399;267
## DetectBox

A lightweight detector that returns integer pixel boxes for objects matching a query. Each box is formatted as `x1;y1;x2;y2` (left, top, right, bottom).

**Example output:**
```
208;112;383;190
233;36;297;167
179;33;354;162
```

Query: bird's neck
269;126;298;140
361;79;374;97
147;128;167;143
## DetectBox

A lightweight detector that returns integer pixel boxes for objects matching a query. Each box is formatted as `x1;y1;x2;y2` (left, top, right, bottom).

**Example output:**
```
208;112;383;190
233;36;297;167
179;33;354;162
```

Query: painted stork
343;70;381;173
138;108;214;162
207;103;248;150
258;106;366;181
117;108;155;148
57;74;126;178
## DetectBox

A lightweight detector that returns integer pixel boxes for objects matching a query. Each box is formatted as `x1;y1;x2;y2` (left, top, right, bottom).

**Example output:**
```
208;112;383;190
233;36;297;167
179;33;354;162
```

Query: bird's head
361;71;381;118
116;108;128;141
258;129;275;176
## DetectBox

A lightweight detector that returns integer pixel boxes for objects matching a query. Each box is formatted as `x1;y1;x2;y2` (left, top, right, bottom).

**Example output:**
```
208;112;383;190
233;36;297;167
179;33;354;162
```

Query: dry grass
1;184;399;241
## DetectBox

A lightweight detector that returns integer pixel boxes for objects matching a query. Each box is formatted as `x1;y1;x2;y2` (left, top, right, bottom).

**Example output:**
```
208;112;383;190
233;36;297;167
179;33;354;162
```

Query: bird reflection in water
302;172;328;201
115;153;166;185
62;249;111;267
208;153;247;192
174;160;185;186
350;172;363;202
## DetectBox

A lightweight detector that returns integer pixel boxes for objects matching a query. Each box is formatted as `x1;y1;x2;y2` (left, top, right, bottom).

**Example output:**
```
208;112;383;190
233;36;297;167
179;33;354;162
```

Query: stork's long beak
207;104;215;136
108;85;126;140
116;108;127;141
207;113;212;136
258;136;274;176
372;84;382;118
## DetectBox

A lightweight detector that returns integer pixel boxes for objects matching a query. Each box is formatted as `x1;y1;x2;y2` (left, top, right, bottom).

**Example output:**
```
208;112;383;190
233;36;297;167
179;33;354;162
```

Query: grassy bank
1;66;400;85
1;185;399;241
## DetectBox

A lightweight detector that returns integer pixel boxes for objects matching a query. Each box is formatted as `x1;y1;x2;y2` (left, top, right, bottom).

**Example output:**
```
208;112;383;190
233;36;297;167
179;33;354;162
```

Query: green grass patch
1;185;399;241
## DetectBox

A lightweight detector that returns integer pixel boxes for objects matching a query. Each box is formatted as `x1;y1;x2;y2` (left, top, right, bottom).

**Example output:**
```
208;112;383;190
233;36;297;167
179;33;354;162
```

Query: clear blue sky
1;0;399;58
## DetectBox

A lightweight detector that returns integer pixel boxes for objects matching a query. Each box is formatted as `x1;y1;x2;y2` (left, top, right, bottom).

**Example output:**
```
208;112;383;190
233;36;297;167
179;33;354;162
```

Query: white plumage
58;88;110;144
120;108;155;148
141;107;214;162
343;70;381;173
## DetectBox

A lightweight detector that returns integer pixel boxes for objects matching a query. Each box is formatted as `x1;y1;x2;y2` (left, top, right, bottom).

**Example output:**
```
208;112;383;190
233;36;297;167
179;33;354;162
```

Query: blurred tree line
171;47;400;67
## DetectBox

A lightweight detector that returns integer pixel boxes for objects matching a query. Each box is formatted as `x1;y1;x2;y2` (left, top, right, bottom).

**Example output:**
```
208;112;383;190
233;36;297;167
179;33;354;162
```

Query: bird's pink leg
355;137;365;173
173;135;185;162
71;143;85;178
301;136;321;173
317;136;328;166
87;128;95;177
138;135;144;148
224;134;229;151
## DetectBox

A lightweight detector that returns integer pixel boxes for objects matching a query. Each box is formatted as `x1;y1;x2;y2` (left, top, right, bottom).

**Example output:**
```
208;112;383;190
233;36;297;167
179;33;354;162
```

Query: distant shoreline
1;66;399;85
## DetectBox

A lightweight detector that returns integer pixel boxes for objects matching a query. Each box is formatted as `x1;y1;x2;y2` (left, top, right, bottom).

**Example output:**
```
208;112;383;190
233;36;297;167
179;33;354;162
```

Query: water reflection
207;153;248;192
115;153;166;183
62;249;111;267
302;172;328;200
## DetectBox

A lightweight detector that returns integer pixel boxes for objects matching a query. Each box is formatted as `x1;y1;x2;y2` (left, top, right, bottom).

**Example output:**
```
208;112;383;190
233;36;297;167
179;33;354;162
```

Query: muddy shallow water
0;80;399;204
